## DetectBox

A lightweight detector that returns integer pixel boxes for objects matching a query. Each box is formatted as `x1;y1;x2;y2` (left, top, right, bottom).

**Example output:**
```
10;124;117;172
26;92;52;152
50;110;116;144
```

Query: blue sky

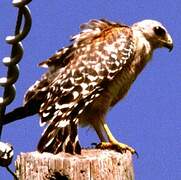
0;0;180;179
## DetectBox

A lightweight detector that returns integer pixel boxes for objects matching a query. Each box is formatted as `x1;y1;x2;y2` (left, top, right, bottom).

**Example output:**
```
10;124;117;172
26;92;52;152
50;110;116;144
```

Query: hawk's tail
37;120;81;154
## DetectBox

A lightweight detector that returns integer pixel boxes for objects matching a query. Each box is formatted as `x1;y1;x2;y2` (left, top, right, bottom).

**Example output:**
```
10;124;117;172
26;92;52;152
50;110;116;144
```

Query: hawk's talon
96;142;137;156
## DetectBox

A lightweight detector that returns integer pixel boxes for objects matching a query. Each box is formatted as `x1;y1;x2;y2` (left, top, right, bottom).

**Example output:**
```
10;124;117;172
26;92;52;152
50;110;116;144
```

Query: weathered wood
15;149;134;180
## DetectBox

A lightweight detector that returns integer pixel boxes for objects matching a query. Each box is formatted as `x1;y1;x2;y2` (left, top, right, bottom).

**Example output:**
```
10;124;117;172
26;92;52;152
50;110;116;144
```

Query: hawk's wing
38;19;135;125
26;19;135;153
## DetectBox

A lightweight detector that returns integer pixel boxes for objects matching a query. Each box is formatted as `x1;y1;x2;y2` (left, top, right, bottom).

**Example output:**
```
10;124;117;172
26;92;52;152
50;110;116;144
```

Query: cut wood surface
15;149;134;180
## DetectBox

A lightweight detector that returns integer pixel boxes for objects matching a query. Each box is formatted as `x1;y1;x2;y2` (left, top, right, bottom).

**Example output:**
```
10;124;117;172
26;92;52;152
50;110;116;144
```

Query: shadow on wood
15;149;134;180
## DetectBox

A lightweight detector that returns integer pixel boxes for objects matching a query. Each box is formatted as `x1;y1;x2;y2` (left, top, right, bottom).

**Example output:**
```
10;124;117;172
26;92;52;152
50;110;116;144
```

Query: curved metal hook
0;65;19;87
6;6;32;44
0;86;16;106
13;0;32;8
2;43;23;66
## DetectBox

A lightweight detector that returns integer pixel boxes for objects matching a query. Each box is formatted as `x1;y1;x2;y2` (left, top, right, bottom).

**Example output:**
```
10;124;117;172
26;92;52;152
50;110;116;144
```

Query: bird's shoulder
38;19;132;69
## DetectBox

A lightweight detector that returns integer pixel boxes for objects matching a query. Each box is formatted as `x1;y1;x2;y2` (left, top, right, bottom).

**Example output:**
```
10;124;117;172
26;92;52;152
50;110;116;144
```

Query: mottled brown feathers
31;19;135;154
3;18;172;155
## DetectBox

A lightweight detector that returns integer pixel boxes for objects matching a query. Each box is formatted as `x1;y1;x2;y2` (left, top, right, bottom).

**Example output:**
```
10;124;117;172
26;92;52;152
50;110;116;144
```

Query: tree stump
15;149;134;180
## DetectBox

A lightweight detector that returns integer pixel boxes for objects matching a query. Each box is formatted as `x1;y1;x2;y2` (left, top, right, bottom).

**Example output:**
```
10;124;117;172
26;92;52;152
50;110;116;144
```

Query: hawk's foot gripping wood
96;120;137;156
96;141;136;155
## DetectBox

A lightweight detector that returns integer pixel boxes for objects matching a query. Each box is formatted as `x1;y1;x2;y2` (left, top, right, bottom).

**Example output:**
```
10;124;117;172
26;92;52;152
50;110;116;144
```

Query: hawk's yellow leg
96;119;136;154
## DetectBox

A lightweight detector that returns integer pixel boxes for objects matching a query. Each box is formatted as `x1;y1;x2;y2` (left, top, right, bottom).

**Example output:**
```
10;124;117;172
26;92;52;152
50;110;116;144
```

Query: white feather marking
65;111;71;116
72;102;77;107
73;91;79;99
81;47;86;52
94;94;100;98
62;136;70;151
39;121;46;127
124;47;131;52
94;63;102;72
82;90;90;96
108;68;118;73
80;82;88;90
110;53;117;59
121;56;128;61
75;76;83;81
88;99;93;104
121;51;129;56
118;44;125;51
69;77;75;84
96;51;103;56
62;86;74;92
103;44;116;54
87;75;98;81
40;102;45;109
56;120;70;128
47;106;52;110
78;109;84;115
47;92;51;99
57;110;63;116
107;75;114;80
40;64;48;68
123;60;127;64
78;66;85;72
42;112;50;118
82;29;92;33
115;60;120;66
55;102;74;110
71;69;76;75
85;101;91;106
74;135;79;143
73;118;79;124
45;137;54;148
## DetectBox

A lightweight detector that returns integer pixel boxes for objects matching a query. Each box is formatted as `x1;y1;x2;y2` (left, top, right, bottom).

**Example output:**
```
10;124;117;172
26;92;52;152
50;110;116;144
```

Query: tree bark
15;149;134;180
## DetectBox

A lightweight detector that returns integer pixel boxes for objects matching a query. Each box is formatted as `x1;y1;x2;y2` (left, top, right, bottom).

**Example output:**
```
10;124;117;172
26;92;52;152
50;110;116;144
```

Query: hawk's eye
154;26;166;36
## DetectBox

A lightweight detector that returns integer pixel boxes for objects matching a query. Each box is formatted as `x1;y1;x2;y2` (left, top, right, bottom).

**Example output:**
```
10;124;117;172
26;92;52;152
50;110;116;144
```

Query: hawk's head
132;20;173;51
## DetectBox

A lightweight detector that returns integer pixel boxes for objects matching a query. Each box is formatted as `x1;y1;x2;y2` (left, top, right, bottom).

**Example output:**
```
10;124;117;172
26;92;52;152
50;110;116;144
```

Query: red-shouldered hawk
4;19;173;154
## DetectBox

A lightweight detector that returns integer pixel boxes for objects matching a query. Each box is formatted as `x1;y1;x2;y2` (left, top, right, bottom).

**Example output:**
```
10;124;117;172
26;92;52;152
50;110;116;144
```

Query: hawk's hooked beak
163;34;173;52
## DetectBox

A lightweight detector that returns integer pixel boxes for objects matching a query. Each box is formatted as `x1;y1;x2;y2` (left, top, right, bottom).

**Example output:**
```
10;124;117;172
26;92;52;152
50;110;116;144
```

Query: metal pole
0;0;32;138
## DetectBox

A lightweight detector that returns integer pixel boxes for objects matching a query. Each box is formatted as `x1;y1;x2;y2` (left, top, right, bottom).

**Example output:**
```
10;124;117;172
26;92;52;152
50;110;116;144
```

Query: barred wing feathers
27;19;135;154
